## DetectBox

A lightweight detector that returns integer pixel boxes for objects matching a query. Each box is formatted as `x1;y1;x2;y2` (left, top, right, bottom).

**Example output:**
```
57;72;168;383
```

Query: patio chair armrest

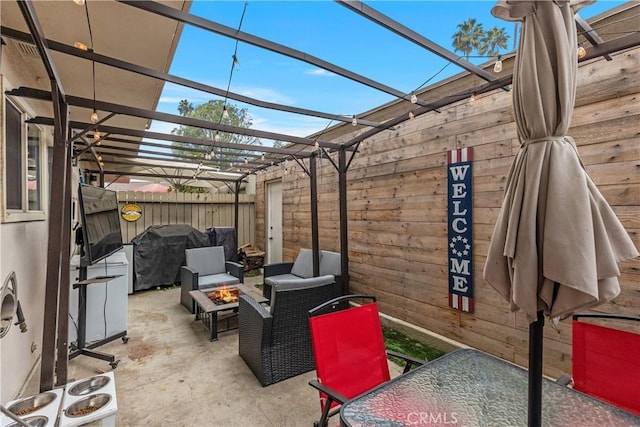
180;266;199;313
556;374;572;386
181;265;198;289
239;294;274;386
226;261;244;282
308;380;349;405
264;262;294;278
386;350;426;373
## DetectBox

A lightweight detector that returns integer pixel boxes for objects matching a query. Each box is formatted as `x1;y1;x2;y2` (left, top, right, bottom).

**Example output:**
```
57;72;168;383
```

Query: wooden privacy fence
116;191;255;246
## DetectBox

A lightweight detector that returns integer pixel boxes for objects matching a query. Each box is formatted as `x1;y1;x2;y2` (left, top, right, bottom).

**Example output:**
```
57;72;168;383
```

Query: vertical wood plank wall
255;49;639;377
116;191;256;246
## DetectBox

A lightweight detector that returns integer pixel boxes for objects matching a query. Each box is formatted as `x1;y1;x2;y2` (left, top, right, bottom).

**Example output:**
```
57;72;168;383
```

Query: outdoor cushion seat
180;246;244;313
262;249;342;301
198;272;240;288
239;275;336;386
264;273;300;287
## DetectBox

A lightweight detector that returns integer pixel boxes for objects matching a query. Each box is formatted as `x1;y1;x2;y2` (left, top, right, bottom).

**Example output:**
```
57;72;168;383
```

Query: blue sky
152;0;627;142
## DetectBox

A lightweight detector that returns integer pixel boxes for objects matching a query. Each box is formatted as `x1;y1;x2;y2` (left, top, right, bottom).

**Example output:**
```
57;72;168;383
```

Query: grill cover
206;226;238;262
131;224;209;291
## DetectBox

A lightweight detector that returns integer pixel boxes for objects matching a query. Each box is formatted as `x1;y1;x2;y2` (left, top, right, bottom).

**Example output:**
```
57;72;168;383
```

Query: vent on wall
16;41;40;58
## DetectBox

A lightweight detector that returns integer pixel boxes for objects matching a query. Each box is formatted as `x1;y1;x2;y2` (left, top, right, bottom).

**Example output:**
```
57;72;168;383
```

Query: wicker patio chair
180;246;244;313
238;275;336;386
262;249;342;301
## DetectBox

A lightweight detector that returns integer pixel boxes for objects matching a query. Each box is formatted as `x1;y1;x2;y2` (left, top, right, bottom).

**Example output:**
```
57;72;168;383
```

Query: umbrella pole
528;310;544;427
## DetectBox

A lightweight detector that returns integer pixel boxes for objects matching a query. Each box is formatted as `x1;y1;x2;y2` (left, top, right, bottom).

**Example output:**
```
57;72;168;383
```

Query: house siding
0;43;54;401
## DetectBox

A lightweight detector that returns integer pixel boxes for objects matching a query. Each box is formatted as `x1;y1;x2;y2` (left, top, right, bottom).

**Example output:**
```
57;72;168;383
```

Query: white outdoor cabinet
68;251;128;344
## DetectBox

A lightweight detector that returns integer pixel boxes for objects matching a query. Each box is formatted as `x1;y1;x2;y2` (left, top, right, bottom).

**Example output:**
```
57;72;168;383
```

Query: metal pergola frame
5;0;638;394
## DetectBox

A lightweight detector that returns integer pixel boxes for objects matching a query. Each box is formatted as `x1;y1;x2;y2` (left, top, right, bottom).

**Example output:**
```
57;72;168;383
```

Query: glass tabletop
340;348;640;427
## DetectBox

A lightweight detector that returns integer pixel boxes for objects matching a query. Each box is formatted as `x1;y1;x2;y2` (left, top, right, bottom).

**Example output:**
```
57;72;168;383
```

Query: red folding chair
308;295;424;427
570;313;640;416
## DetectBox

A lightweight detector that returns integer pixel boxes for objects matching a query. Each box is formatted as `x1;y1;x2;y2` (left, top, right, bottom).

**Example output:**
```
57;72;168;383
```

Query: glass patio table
340;348;640;427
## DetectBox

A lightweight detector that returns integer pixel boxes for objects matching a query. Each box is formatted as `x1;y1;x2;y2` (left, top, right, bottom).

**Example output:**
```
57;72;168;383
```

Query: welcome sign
447;147;473;312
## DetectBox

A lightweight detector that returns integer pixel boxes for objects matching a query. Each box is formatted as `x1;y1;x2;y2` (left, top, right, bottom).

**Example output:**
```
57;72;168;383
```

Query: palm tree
177;99;193;116
452;18;484;59
480;26;510;57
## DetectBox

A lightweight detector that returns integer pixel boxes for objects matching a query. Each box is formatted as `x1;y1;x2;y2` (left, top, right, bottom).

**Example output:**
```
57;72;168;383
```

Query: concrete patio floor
24;274;404;426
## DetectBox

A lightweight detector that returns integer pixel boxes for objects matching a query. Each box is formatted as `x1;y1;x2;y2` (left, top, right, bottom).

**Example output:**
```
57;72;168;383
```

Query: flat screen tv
78;184;123;266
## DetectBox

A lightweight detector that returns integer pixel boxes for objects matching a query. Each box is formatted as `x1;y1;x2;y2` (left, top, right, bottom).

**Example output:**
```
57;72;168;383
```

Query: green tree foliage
171;99;261;168
452;18;484;59
452;19;510;59
480;26;509;57
172;183;207;194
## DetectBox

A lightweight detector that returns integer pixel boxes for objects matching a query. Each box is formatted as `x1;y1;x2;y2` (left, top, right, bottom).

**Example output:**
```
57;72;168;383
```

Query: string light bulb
314;141;320;150
204;152;211;161
577;44;587;59
90;110;98;123
469;93;476;103
214;131;220;142
410;93;418;104
222;106;230;120
351;116;358;127
97;155;102;162
98;161;104;167
93;131;101;142
73;0;85;6
261;154;265;161
493;56;503;73
408;111;415;120
244;158;248;164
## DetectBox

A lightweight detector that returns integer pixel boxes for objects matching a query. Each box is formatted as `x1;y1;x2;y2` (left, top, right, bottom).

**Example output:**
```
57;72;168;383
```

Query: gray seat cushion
264;274;301;287
290;248;314;279
198;273;240;290
185;246;226;276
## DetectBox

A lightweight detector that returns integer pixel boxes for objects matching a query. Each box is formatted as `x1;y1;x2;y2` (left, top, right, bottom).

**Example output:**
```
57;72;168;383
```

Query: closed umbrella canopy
484;0;638;324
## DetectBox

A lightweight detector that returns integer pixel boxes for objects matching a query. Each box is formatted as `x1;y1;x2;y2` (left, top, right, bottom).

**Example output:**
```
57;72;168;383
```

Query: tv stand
69;264;128;369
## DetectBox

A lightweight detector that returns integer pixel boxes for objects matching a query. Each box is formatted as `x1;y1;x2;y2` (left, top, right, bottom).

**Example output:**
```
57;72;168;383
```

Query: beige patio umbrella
483;1;638;425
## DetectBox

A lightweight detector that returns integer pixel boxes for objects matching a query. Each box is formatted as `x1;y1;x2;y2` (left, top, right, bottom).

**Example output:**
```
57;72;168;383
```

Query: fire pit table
189;284;267;341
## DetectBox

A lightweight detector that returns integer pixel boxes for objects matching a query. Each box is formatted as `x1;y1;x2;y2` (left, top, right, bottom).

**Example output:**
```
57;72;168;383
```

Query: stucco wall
1;41;54;402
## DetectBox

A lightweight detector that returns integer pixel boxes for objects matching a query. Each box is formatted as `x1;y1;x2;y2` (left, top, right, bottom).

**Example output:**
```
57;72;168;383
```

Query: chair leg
317;398;334;427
